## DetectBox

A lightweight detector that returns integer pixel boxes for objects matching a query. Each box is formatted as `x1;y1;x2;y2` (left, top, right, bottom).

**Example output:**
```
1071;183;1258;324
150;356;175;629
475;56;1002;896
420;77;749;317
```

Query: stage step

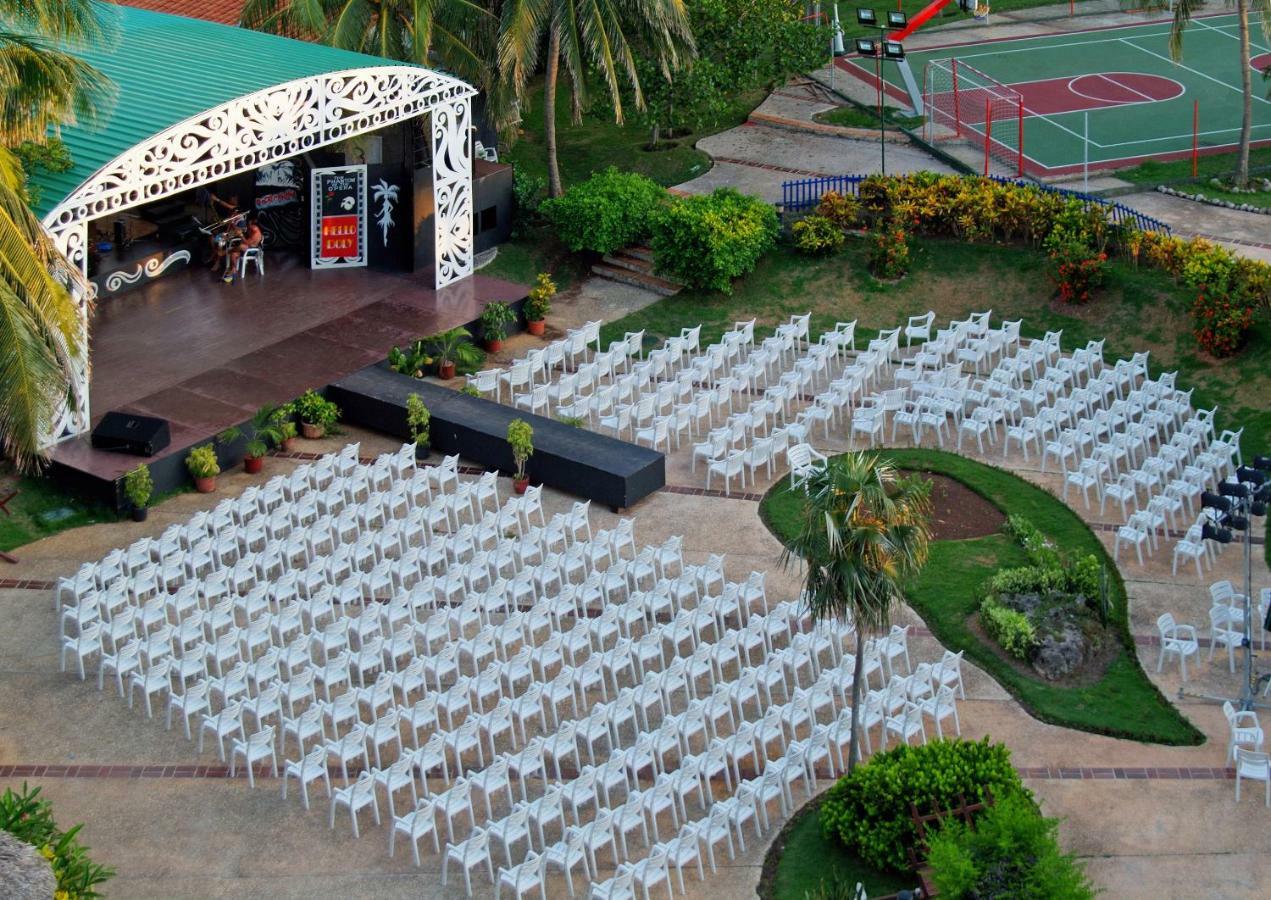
592;249;681;296
330;365;666;511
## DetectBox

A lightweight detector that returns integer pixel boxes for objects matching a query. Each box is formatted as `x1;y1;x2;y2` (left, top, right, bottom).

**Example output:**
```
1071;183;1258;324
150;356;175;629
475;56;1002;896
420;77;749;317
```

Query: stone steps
591;247;681;295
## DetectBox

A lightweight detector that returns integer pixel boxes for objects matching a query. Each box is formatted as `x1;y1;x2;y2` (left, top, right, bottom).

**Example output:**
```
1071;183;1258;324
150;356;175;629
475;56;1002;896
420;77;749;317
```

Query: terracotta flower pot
527;319;546;336
485;339;503;354
131;506;148;522
301;422;324;440
438;362;456;380
513;477;529;495
244;455;264;474
280;437;296;453
194;476;217;494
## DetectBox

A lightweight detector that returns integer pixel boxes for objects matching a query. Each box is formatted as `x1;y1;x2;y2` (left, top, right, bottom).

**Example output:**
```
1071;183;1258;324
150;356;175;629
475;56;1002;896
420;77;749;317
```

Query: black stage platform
330;366;666;511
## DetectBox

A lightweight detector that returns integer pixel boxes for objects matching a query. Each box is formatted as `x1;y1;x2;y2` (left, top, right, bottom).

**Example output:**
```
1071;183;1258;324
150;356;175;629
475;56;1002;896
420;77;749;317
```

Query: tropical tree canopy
0;0;113;469
240;0;511;127
781;451;932;769
1150;0;1271;185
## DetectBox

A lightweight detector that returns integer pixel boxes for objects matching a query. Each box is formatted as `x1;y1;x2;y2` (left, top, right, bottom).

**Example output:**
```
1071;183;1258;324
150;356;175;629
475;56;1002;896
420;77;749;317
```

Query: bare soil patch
910;471;1004;541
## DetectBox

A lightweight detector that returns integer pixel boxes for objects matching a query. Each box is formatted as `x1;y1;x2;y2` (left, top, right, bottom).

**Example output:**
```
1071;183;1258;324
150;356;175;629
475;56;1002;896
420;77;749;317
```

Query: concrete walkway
5;328;1269;897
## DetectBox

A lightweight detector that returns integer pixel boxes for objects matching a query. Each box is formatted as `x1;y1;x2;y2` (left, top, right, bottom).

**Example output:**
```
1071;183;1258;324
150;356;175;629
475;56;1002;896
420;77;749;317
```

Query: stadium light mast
854;8;906;175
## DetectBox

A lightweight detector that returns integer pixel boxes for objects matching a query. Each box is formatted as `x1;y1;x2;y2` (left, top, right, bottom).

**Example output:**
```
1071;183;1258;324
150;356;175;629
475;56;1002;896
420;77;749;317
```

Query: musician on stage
223;213;262;284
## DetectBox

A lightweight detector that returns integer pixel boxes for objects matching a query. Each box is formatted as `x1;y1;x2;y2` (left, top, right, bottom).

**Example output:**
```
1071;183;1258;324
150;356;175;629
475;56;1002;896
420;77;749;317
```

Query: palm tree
0;0;114;469
781;452;932;772
1155;0;1270;187
497;0;694;196
240;0;513;129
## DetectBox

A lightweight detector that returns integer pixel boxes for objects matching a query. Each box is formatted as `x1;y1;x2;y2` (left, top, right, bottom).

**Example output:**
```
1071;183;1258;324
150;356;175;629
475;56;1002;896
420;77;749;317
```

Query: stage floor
54;255;526;483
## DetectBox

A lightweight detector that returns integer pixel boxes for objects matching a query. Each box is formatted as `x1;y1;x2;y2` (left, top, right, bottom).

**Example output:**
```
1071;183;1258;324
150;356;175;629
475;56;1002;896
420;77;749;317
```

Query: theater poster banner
311;165;367;269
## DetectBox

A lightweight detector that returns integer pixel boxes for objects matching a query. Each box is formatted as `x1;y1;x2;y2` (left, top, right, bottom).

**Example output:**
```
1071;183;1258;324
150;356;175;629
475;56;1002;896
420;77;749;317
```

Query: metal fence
780;173;1172;234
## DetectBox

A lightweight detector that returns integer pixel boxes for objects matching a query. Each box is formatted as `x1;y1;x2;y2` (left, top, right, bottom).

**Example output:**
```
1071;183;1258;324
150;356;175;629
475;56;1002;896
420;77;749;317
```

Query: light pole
854;9;907;176
1188;455;1271;712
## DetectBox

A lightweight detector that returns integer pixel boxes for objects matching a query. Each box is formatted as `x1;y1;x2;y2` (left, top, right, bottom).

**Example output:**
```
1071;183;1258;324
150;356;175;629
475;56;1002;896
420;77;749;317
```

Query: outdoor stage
52;256;527;502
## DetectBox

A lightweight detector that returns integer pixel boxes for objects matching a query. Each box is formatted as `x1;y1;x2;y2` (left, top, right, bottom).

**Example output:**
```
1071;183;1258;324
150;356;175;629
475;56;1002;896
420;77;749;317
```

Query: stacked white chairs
57;442;959;897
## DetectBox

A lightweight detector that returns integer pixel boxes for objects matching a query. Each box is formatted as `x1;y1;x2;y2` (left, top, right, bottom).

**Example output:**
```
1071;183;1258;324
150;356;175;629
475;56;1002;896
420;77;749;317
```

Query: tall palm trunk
543;23;564;198
846;628;867;772
1237;0;1253;187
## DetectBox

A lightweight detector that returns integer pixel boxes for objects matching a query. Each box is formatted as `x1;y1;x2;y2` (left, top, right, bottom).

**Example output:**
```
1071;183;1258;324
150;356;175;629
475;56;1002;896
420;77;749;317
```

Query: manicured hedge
540;167;665;255
650;187;779;293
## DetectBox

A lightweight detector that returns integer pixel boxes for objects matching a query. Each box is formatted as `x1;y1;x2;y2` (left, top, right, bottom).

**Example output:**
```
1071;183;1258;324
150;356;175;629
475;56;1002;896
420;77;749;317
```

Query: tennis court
838;13;1271;174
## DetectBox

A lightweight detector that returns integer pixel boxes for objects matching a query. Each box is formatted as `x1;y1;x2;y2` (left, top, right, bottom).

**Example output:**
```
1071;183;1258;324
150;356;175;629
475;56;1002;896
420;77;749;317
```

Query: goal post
923;58;1025;177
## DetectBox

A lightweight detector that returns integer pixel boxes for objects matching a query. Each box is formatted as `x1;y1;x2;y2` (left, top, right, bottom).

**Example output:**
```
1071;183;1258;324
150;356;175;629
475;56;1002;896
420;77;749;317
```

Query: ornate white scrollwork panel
45;221;92;444
432;98;473;288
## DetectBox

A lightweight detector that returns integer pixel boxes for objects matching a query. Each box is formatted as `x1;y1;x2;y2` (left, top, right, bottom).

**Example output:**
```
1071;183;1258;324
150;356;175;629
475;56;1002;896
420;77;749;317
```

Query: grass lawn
504;80;767;193
0;473;117;555
596;236;1271;470
766;799;915;900
760;449;1203;745
814;105;924;132
1184;183;1271;211
1115;147;1271;192
478;225;590;289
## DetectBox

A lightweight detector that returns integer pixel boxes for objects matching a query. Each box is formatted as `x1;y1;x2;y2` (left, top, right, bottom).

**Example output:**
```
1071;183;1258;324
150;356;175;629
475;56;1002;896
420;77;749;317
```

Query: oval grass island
759;448;1203;747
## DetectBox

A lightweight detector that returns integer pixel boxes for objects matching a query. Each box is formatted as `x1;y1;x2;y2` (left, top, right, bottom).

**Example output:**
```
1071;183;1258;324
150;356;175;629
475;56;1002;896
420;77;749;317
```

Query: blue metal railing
780;174;1172;234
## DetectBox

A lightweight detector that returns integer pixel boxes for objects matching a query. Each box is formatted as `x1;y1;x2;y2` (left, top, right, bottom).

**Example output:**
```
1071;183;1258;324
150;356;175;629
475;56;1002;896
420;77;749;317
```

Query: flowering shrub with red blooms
1046;240;1107;304
868;221;910;279
1192;290;1256;358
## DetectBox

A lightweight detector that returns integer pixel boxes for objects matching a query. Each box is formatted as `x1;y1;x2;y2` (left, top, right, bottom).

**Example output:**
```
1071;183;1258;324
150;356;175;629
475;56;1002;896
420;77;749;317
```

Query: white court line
1190;15;1271;55
1117;37;1271;104
1095;73;1156;103
926;13;1239;64
1095;121;1271;149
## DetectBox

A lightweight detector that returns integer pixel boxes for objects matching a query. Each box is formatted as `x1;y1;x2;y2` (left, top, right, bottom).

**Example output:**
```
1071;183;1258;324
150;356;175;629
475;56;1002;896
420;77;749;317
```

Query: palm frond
0;33;115;144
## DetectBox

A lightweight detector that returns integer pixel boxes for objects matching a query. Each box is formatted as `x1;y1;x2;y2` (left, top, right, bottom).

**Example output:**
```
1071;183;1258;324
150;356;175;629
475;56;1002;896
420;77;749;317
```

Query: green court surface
843;14;1271;174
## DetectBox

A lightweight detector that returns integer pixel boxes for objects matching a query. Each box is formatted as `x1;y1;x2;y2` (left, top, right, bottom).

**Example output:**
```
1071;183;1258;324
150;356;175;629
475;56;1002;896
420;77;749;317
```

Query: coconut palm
1153;0;1270;187
0;0;114;469
240;0;513;128
780;451;932;772
497;0;694;196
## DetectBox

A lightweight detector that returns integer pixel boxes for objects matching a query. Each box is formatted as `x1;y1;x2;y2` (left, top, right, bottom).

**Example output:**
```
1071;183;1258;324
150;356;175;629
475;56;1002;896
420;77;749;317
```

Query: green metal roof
33;6;418;219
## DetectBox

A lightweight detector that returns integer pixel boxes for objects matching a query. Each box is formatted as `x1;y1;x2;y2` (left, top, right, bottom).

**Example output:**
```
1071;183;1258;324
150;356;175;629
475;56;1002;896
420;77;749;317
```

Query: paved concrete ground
6;326;1268;897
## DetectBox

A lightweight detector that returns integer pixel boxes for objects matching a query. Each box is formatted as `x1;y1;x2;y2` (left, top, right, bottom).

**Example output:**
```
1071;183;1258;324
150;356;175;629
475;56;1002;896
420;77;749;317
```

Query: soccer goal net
923;58;1024;176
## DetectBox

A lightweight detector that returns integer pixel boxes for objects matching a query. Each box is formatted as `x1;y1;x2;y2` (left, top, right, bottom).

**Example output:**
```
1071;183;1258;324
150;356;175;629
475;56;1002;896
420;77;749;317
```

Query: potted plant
269;402;297;451
524;272;556;336
479;301;516;352
123;464;153;522
507;418;534;494
406;393;431;460
242;404;284;473
186;444;220;493
428;327;471;380
295;389;340;439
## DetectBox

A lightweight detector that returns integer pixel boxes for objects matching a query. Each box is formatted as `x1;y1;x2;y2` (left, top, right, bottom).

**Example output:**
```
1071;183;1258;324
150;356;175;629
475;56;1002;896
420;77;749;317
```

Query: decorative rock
1033;622;1088;682
0;831;57;900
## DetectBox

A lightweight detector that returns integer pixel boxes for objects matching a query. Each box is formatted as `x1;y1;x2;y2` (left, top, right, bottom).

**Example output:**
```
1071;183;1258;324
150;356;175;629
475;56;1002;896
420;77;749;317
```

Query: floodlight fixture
883;40;906;59
1202;523;1233;544
855;7;877;26
1237;466;1267;486
1253;501;1268;517
1226;513;1250;532
887;10;908;27
1201;492;1232;513
855;38;877;55
1254;455;1271;471
1220;481;1251;499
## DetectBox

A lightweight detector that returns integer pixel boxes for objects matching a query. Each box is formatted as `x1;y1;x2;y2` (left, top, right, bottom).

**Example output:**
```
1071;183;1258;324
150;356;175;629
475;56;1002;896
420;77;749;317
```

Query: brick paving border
0;762;1236;782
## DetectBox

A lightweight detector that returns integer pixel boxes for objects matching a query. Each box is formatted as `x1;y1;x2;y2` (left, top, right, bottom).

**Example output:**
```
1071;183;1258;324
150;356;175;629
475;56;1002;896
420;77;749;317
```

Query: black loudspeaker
91;412;171;456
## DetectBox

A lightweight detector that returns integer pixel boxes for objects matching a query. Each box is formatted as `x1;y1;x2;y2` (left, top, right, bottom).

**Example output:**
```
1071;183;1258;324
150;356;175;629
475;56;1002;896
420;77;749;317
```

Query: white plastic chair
1156;613;1199;681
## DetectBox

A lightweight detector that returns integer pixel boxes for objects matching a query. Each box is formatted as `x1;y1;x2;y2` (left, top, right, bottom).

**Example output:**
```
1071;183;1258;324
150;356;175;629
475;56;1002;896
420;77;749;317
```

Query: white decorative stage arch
42;65;476;443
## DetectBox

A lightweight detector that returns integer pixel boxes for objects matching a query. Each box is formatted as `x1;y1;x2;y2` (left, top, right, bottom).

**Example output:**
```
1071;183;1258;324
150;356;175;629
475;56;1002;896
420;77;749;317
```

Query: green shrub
792;214;846;255
1002;515;1059;568
650;188;778;293
405;394;430;446
524;272;556;321
814;190;860;230
981;598;1039;660
540;167;665;254
867;220;910;279
819;738;1027;872
294;389;340;428
185;445;220;479
1;782;114;898
926;793;1095;899
1069;554;1102;601
507;418;533;481
123;464;152;510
